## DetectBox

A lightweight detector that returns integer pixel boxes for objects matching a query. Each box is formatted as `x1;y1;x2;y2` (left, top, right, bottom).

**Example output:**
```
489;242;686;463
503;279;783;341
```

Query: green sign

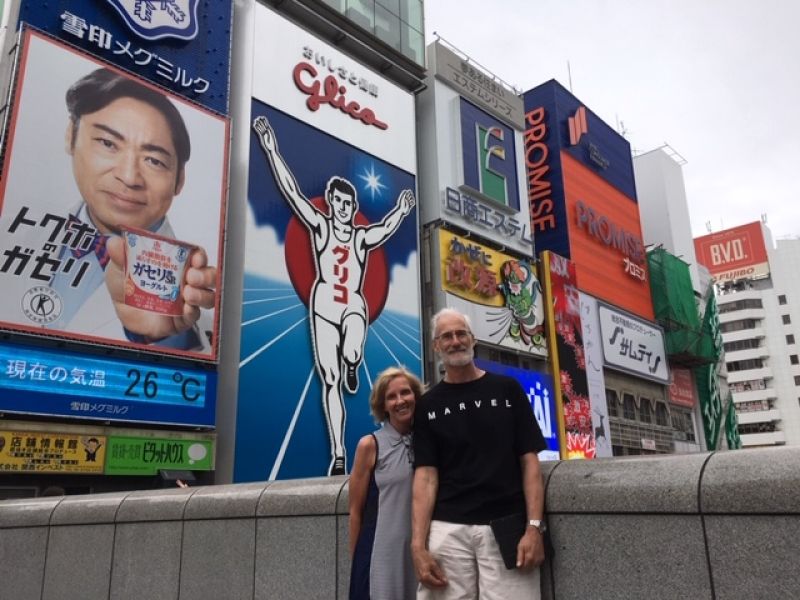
105;436;213;476
725;393;742;450
694;294;724;450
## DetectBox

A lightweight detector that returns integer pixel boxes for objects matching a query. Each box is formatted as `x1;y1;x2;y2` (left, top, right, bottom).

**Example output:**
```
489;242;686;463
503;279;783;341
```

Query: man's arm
411;466;448;589
362;189;415;249
252;116;322;230
516;452;546;569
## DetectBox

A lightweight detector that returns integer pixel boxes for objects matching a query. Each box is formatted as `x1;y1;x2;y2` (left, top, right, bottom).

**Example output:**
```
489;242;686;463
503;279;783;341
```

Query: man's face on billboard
329;188;356;225
66;96;185;235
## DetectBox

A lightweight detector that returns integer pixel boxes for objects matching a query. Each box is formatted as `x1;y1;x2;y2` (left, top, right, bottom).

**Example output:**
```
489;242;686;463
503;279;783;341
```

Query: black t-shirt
413;372;547;525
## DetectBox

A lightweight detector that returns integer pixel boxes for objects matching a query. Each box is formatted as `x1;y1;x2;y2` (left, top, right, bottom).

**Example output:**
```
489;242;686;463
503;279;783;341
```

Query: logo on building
461;99;519;208
568;106;588;145
105;0;199;41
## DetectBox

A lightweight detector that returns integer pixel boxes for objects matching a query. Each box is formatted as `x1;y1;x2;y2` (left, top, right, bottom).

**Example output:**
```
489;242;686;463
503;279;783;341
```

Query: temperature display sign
0;342;216;427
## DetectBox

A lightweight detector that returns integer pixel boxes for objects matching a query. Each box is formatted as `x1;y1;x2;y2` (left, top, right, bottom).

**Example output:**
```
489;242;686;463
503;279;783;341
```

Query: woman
349;367;422;600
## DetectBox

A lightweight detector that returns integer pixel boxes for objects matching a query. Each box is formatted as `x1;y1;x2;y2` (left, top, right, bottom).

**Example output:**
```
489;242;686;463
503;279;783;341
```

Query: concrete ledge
701;446;800;513
1;446;798;599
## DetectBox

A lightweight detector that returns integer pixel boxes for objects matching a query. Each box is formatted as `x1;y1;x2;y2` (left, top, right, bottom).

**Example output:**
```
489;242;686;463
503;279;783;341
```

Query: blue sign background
18;0;232;114
475;358;559;456
235;101;421;482
0;342;216;427
460;98;520;210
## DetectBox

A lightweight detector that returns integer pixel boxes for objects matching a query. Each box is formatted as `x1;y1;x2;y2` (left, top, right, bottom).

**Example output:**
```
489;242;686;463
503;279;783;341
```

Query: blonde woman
349;367;422;600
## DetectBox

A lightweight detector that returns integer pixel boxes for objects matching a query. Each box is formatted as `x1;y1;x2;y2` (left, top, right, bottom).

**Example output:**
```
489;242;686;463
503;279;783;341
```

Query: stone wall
1;447;797;599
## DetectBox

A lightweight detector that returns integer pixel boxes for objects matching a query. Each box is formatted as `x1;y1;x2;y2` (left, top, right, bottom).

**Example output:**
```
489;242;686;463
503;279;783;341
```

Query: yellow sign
439;229;517;307
0;431;106;474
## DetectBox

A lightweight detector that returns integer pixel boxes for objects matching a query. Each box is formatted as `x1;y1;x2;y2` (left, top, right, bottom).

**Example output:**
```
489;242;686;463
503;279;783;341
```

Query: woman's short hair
369;366;423;423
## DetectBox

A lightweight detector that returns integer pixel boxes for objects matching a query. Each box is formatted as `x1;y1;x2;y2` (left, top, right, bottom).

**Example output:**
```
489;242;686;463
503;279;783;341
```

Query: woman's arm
348;434;377;556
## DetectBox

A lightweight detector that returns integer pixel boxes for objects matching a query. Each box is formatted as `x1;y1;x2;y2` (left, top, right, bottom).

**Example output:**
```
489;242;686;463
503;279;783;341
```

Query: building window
622;393;636;420
670;408;696;443
606;389;619;417
718;298;763;313
788;334;796;345
795;376;800;386
655;402;669;427
720;319;758;333
726;358;764;372
792;355;799;366
724;338;761;352
783;314;792;325
778;294;787;305
638;397;652;423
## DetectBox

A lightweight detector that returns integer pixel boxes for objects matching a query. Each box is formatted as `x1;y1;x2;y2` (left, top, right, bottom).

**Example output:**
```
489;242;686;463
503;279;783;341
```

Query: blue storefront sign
0;342;216;427
18;0;232;114
475;358;560;460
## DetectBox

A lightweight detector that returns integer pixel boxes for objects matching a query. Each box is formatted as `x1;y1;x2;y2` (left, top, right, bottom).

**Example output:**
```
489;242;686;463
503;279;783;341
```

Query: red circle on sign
284;197;389;324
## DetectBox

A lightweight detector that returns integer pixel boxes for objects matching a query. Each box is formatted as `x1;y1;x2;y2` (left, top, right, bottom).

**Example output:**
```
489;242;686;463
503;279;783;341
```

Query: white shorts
417;520;541;600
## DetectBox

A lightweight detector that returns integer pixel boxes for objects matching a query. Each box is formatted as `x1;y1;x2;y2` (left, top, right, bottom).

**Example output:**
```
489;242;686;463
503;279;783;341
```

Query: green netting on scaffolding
647;247;702;357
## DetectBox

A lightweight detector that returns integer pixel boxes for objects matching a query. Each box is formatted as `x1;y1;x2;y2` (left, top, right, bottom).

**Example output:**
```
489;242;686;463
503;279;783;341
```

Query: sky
424;0;800;241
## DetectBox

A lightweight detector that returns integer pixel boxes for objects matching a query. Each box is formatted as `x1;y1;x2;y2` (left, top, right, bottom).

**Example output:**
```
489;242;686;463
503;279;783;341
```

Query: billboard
430;41;524;129
105;434;213;475
235;6;420;481
669;368;696;408
522;80;652;319
540;251;595;459
0;341;216;427
597;302;669;383
693;221;770;283
0;426;214;475
0;430;106;474
17;0;233;114
0;30;228;361
563;155;654;319
439;228;546;356
523;80;637;201
474;358;559;461
578;293;612;457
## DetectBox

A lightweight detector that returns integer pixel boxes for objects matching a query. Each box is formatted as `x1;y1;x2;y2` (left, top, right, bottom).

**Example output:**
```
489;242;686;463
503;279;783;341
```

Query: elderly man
412;307;547;599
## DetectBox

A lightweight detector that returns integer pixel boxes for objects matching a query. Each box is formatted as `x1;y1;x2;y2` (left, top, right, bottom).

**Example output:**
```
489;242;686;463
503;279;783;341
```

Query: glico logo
461;99;518;208
293;62;388;130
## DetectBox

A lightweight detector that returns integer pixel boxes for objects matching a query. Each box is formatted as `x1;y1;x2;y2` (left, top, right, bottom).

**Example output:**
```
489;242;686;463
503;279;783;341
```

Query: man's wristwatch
527;519;547;534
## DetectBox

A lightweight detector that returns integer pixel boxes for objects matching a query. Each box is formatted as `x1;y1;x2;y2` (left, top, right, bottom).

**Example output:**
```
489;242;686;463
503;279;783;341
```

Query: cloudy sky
424;0;800;241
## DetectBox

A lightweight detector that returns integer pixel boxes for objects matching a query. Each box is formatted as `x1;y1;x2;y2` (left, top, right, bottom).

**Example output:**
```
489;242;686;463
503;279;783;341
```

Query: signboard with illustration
0;30;228;362
235;6;420;481
105;435;213;475
541;251;595;459
439;228;546;356
0;430;106;474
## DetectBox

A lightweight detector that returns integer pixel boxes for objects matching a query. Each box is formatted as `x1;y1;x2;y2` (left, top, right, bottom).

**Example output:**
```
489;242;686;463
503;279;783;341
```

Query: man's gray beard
441;346;474;368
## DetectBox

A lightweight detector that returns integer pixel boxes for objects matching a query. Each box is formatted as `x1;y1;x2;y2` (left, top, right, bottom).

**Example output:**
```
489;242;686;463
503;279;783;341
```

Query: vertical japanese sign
17;0;233;114
235;6;420;481
724;393;742;450
0;30;228;361
439;229;546;356
694;293;724;450
541;251;595;459
579;293;612;457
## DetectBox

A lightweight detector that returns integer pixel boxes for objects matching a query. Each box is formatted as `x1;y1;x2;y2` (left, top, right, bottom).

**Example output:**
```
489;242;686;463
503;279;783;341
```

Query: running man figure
253;116;416;475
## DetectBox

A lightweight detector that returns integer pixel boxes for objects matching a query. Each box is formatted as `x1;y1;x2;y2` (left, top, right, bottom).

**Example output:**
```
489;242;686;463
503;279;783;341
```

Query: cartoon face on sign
252;116;415;476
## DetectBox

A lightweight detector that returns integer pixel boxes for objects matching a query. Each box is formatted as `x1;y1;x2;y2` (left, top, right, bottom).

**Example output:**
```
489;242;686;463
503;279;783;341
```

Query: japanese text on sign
60;11;210;94
445;188;533;247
